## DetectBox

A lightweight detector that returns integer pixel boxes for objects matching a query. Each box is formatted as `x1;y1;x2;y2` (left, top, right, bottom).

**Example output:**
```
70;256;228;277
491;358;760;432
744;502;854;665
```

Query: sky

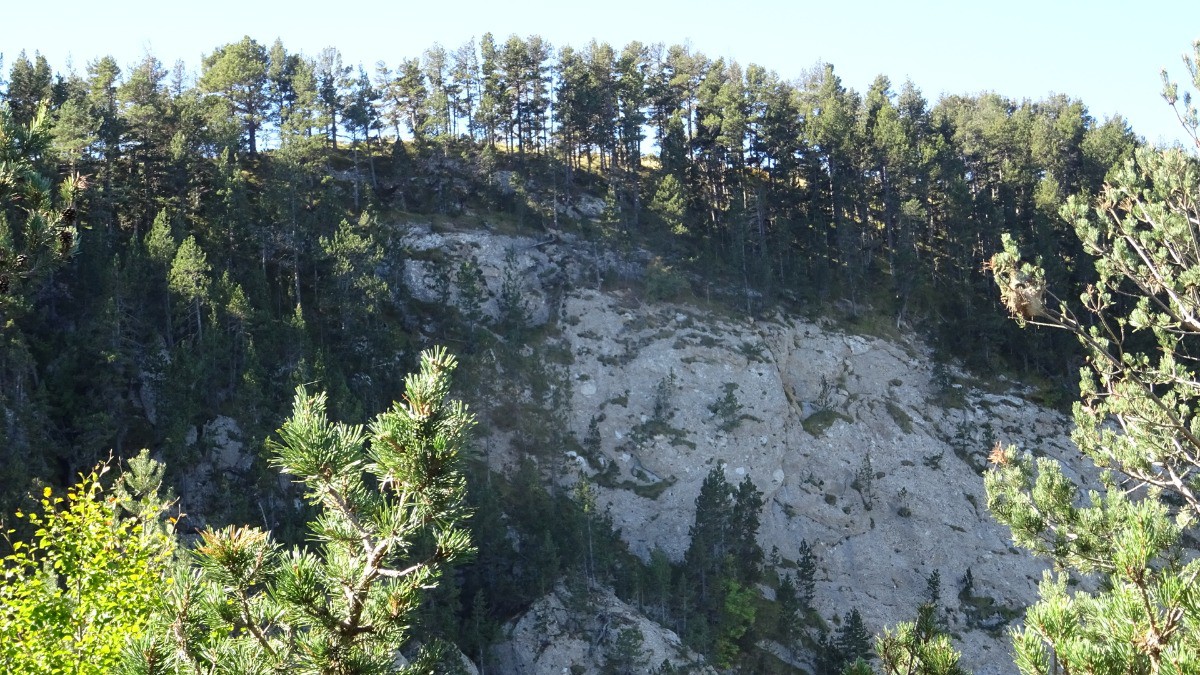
3;0;1198;147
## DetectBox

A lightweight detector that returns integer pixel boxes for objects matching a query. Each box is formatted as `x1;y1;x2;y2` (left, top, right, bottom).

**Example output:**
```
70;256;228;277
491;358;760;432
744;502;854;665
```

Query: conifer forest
2;33;1200;674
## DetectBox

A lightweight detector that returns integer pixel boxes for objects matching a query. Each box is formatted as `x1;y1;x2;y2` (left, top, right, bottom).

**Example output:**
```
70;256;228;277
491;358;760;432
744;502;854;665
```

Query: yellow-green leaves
0;459;176;675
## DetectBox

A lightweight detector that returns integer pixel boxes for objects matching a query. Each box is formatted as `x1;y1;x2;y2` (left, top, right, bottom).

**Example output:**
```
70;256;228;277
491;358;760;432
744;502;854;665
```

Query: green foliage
0;32;1144;525
605;626;647;675
716;578;758;668
842;659;875;675
884;401;914;434
924;570;941;606
796;539;817;610
817;608;873;675
650;173;687;235
984;50;1200;674
876;603;965;675
1160;39;1200;146
167;235;211;338
709;383;744;432
200;36;269;153
318;215;392;372
775;571;800;641
651;370;677;423
643;257;690;302
454;258;488;345
803;408;853;437
852;453;876;510
0;455;176;675
682;466;765;661
838;609;873;665
454;455;646;663
0;100;81;310
0;34;1181;675
496;247;531;339
125;348;474;674
143;208;176;268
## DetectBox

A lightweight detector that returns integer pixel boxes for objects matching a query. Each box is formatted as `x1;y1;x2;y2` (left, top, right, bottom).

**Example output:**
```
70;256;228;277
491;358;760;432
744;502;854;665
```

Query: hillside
0;34;1189;673
394;223;1092;673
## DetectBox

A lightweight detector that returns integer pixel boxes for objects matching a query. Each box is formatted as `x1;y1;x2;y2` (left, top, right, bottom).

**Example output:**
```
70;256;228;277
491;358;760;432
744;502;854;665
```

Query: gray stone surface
477;281;1090;674
392;224;1094;673
491;585;714;674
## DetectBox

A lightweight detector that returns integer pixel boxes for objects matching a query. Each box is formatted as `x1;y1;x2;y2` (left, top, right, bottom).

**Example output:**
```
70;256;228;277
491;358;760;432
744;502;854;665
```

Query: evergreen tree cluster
0;33;1191;675
0;37;1137;516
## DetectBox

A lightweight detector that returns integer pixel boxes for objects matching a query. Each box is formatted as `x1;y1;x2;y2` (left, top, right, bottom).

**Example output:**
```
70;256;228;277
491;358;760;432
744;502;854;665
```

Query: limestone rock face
548;290;1083;674
394;224;1089;674
204;416;248;472
397;223;649;329
491;585;714;674
175;415;256;529
399;225;572;328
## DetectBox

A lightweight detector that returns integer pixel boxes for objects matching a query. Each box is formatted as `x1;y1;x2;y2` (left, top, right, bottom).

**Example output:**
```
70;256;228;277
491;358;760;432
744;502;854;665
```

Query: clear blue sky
3;0;1197;147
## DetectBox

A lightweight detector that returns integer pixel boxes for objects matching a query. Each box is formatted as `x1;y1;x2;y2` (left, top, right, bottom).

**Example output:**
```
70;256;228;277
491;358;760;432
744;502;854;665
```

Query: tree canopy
121;347;474;674
0;30;1190;675
986;39;1200;674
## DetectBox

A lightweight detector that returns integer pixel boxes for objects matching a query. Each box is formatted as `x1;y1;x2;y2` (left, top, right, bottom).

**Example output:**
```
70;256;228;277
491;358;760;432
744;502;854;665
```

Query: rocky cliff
396;222;1091;674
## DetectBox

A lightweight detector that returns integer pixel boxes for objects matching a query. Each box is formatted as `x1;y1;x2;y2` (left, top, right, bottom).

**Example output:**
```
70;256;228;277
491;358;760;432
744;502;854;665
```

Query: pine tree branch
233;585;282;665
376;562;424;579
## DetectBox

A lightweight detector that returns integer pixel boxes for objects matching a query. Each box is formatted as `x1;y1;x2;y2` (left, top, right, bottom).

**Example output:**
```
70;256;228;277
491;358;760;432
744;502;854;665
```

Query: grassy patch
884;400;914;433
643;257;691;302
951;442;988;474
960;592;1024;634
802;409;853;437
631;476;677;500
541;342;575;365
738;340;770;363
403;246;451;263
835;305;905;342
591;459;676;500
633;419;696;449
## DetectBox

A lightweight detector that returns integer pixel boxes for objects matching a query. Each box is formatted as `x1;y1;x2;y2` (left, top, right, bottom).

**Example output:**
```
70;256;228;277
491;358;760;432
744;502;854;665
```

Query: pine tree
796;539;817;610
684;465;732;613
167;235;211;340
716;578;757;668
0;100;82;311
455;258;488;348
650;173;688;236
123;347;475;674
647;545;673;623
5;51;53;127
776;572;800;641
682;465;764;662
199;36;270;154
876;601;965;675
816;611;874;675
984;42;1200;674
730;475;764;583
496;247;530;339
606;626;647;675
838;609;872;663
